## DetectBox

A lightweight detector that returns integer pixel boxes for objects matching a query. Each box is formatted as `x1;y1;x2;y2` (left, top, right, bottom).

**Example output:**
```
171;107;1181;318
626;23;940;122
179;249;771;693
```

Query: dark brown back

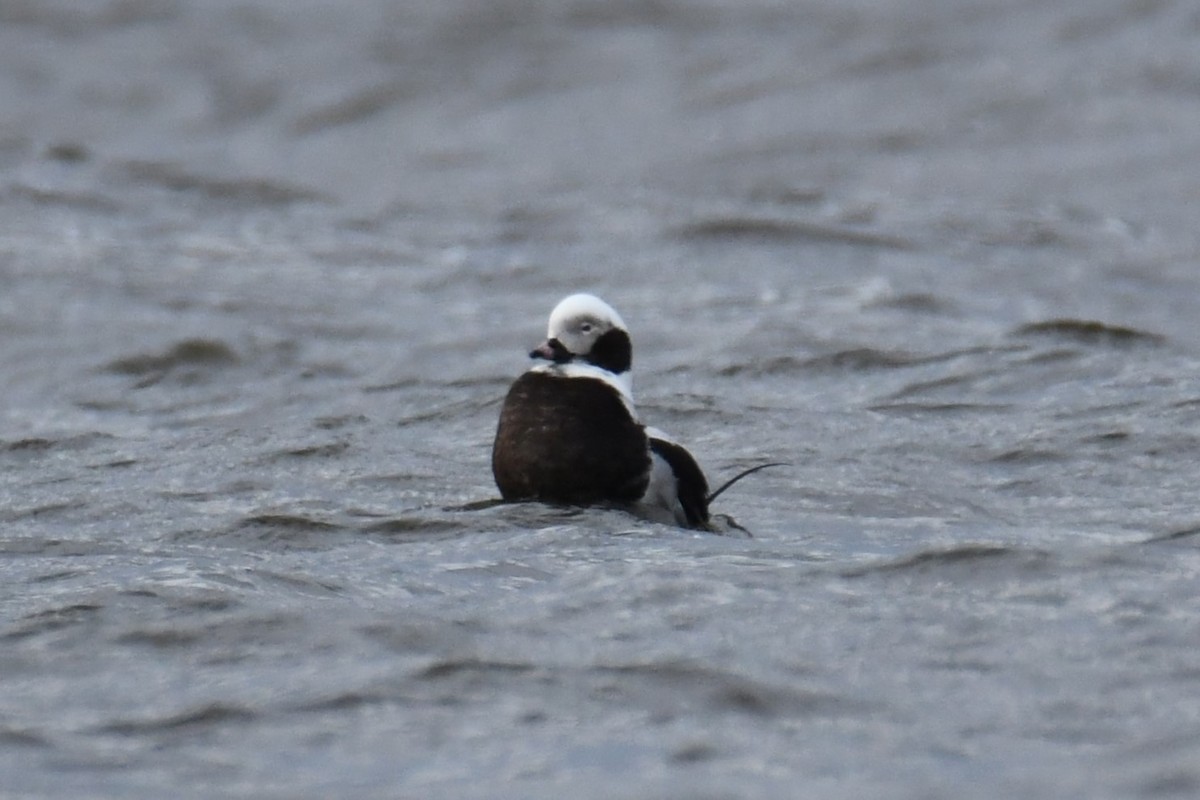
492;371;650;505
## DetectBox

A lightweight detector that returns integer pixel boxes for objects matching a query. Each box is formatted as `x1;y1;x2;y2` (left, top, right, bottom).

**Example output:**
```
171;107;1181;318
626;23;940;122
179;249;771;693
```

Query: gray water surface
3;1;1200;798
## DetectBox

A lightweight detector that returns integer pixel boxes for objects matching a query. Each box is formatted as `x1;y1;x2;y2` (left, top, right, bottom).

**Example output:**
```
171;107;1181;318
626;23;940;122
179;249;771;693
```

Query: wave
1013;319;1165;346
676;216;914;249
103;339;239;387
118;160;326;206
842;544;1050;578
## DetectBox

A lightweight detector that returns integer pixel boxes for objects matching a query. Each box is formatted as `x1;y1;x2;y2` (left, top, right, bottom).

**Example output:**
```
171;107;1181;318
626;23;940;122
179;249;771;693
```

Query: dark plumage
492;371;650;505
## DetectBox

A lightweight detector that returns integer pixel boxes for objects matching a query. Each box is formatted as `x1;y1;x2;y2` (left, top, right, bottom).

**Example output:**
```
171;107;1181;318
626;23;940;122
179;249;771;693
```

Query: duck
491;293;710;528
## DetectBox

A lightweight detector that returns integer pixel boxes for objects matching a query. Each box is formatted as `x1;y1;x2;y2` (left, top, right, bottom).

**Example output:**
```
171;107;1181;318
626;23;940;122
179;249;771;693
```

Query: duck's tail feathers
706;462;790;505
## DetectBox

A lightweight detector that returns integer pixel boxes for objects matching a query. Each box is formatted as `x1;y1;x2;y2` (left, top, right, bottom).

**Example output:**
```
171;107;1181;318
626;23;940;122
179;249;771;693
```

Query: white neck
530;362;637;418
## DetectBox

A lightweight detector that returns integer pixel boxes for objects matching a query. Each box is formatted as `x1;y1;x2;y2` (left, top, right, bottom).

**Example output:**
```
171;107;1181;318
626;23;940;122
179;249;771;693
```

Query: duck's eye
579;322;594;334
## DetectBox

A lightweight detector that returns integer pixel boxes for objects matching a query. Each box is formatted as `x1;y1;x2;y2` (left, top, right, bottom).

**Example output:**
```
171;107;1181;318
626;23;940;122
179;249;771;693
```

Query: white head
543;294;628;360
529;293;635;399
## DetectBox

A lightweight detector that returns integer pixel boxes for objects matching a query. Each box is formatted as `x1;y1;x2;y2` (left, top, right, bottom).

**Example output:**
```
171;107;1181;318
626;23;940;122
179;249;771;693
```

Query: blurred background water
2;1;1200;797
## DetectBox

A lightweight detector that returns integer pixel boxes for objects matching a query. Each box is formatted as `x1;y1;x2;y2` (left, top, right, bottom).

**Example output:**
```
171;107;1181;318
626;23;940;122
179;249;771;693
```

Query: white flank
636;450;688;527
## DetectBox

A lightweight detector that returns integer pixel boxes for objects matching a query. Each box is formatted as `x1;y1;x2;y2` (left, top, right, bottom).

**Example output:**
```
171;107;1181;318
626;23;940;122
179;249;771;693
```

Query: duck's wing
647;433;709;528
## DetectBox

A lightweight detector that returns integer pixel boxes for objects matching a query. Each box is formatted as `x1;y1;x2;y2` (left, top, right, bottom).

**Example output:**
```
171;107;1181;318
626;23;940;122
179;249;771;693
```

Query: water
3;1;1200;797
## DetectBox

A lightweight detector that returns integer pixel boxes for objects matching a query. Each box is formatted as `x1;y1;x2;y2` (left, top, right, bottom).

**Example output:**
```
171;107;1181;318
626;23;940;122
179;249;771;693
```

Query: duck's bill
529;338;572;363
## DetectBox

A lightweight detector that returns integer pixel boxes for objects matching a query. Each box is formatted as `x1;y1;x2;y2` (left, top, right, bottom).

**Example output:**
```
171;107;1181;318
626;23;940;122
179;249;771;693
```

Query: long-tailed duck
492;293;711;528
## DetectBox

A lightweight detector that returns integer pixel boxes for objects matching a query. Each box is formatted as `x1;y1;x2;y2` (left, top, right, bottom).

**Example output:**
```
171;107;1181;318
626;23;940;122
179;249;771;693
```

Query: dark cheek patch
587;329;632;374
